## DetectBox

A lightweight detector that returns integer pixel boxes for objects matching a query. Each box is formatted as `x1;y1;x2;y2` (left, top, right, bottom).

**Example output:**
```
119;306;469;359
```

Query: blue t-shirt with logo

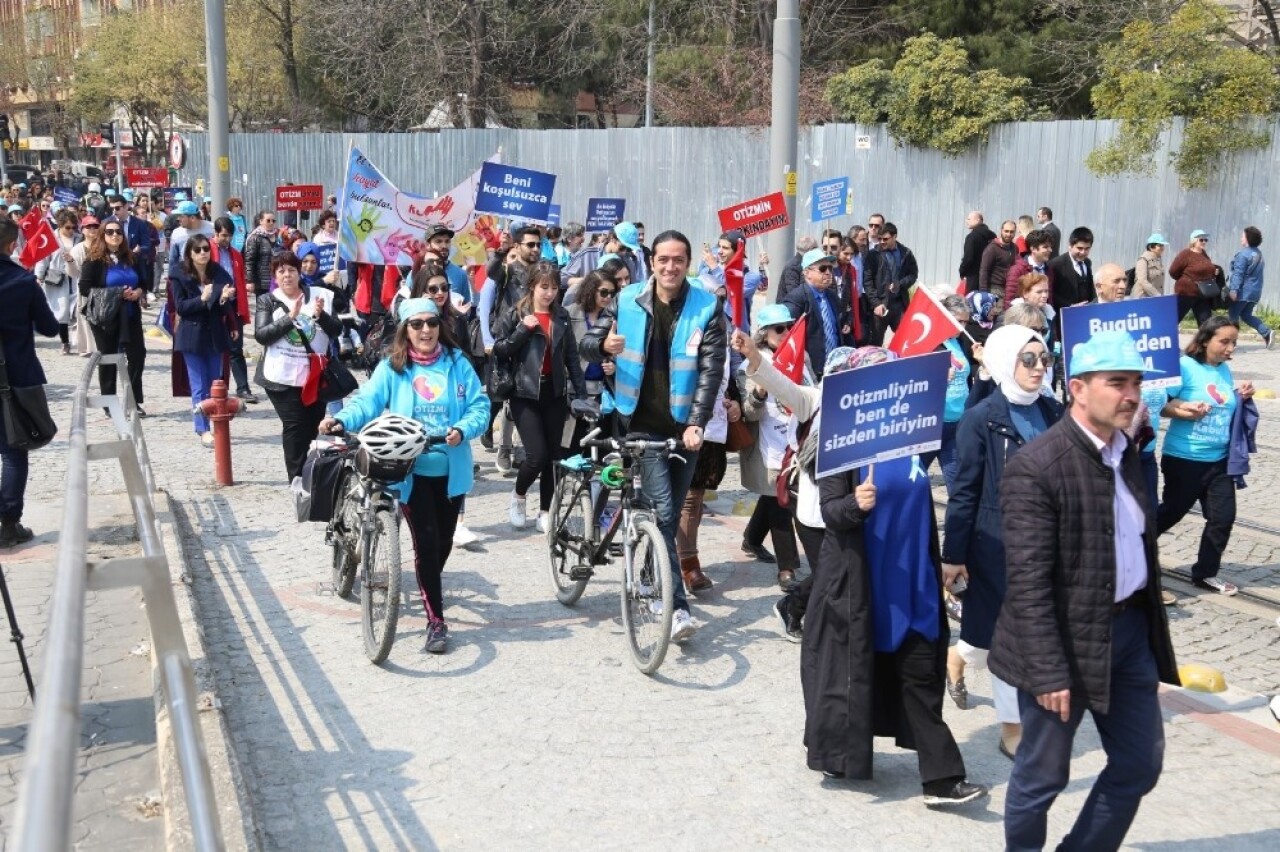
942;338;970;423
407;360;454;476
1140;384;1168;457
1162;355;1236;462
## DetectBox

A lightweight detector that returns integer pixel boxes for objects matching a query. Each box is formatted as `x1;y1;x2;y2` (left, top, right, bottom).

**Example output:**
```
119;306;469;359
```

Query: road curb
154;490;260;851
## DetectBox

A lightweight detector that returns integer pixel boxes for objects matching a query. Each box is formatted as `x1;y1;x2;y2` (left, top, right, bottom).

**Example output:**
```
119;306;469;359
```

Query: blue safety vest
613;282;718;424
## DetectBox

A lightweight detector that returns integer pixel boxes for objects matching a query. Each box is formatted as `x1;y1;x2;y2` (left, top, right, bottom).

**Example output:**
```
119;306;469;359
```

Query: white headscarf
985;324;1047;406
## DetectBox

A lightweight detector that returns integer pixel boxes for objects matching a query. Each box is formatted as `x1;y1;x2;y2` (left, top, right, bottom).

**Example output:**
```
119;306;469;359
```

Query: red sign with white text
125;167;169;189
276;184;324;210
717;191;790;238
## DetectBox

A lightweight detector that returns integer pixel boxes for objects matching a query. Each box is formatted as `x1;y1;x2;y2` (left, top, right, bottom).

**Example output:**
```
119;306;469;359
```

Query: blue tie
814;287;839;354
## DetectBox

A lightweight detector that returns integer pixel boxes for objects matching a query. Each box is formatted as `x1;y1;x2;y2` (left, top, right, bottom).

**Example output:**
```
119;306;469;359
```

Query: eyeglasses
263;218;276;224
425;285;447;295
521;241;540;249
407;317;441;331
823;244;840;252
111;204;124;210
104;228;123;236
1017;352;1053;369
878;235;893;243
191;245;211;254
814;264;833;273
597;288;616;298
766;324;793;334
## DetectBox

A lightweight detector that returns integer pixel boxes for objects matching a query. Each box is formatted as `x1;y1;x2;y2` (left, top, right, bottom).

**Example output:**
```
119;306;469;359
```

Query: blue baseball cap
122;189;135;201
175;200;199;216
1069;330;1158;376
802;248;836;269
105;188;117;197
1144;232;1169;246
1189;229;1210;241
754;303;794;329
173;192;188;201
397;297;440;324
613;221;641;253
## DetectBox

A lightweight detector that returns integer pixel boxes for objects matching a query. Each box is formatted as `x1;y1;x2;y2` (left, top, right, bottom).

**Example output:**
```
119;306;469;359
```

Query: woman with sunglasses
566;271;618;439
321;298;490;654
492;262;586;531
171;234;237;447
254;252;343;480
737;303;806;590
34;209;81;355
1168;230;1221;326
942;325;1062;759
80;218;149;414
597;256;632;290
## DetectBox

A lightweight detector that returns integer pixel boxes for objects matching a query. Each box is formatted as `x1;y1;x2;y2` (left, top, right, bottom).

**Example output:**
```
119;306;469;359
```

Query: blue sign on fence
163;187;194;211
53;186;80;205
811;177;851;223
815;351;949;478
547;204;561;226
585;197;626;231
1060;295;1180;389
315;244;338;275
474;162;557;222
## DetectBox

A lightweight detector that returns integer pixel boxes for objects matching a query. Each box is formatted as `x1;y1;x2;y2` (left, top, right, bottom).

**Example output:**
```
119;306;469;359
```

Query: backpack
359;313;395;376
1124;266;1136;295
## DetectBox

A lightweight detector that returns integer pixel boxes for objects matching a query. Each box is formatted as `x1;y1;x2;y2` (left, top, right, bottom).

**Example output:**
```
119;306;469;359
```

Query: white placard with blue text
1060;295;1180;389
811;177;851;223
816;351;949;478
474;162;557;223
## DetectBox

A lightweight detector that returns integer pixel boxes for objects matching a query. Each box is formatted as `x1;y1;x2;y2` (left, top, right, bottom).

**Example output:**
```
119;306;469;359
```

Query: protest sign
163;187;194;211
315;244;338;274
338;146;496;266
125;167;168;189
1060;295;1179;388
547;204;561;226
53;186;80;205
474;162;557;222
815;351;949;478
811;177;851;223
585;198;625;231
717;192;790;238
276;184;324;210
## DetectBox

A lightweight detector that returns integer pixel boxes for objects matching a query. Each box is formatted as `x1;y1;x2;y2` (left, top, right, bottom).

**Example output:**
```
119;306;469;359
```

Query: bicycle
325;428;447;665
546;416;682;675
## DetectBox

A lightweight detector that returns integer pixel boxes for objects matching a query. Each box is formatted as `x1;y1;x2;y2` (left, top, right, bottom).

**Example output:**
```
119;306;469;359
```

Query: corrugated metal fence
175;120;1280;309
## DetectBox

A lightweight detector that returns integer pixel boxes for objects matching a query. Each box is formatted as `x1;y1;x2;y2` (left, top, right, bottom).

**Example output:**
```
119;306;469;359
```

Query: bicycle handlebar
582;436;682;457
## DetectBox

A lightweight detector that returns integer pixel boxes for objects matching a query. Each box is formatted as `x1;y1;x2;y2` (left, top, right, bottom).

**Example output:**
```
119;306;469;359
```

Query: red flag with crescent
19;217;59;270
724;239;746;329
18;206;44;242
772;314;808;385
887;286;963;357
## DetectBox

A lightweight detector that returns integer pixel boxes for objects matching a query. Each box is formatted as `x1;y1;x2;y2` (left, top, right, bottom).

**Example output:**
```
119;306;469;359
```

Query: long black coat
491;304;585;401
941;391;1063;649
804;468;949;779
988;416;1180;714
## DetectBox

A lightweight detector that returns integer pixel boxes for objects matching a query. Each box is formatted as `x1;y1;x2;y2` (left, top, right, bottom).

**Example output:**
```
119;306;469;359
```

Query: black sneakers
0;522;34;547
774;598;802;643
742;540;776;564
922;779;989;807
425;621;449;654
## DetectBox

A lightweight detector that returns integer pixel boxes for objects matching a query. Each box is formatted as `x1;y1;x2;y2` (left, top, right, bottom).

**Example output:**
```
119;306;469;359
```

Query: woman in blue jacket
172;234;236;447
1227;226;1271;348
322;297;489;654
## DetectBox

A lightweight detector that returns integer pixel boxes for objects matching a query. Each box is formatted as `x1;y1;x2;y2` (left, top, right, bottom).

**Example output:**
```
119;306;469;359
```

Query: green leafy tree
826;33;1031;155
1087;0;1280;189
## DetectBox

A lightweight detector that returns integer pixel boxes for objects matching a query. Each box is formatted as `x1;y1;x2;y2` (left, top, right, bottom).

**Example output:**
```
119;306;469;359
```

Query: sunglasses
1017;352;1053;369
111;204;124;209
766;324;793;334
407;317;441;331
263;218;276;224
191;245;211;254
83;224;99;230
425;285;447;295
823;244;840;252
814;264;833;273
878;235;893;242
597;288;616;298
1031;326;1048;335
521;241;540;249
104;228;123;236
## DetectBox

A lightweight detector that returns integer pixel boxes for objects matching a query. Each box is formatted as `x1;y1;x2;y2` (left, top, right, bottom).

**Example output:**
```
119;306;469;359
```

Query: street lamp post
765;1;800;302
203;0;231;215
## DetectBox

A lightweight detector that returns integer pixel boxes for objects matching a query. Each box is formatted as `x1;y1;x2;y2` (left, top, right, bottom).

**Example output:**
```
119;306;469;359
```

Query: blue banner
1059;295;1180;389
547;204;561;226
474;162;557;222
815;351;949;478
315;243;338;274
163;187;193;211
585;197;626;231
53;186;80;205
811;177;851;223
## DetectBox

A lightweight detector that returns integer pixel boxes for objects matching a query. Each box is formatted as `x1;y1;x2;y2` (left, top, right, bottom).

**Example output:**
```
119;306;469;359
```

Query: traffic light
0;115;9;140
99;122;113;143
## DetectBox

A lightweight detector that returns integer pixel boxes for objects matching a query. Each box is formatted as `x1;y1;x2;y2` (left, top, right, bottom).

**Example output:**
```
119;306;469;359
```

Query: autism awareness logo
413;375;444;402
949;352;965;372
1206;383;1227;405
285;313;318;347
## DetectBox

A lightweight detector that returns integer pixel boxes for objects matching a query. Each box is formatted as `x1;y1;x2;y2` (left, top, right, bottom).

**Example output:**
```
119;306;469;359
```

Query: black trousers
404;475;461;622
265;386;327;482
784;520;825;622
510;381;569;512
744;494;801;571
228;328;251;395
1176;295;1215;328
1156;454;1235;581
89;308;147;404
887;630;968;786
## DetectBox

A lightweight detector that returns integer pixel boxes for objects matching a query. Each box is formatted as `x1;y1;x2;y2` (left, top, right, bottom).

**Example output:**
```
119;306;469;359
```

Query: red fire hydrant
197;380;243;485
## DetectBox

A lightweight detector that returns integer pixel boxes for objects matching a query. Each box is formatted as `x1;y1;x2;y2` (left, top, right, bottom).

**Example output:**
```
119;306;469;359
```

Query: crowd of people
0;177;1272;845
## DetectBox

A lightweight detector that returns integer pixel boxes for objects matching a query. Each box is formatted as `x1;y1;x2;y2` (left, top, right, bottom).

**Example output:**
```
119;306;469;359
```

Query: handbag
775;419;811;513
0;329;58;451
1195;278;1221;300
724;417;753;452
84;286;123;328
297;323;358;405
486;355;516;400
292;445;346;523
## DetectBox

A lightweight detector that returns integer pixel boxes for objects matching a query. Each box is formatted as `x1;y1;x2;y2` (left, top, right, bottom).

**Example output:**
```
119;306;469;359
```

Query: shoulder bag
0;328;58;451
85;285;123;328
298;324;359;405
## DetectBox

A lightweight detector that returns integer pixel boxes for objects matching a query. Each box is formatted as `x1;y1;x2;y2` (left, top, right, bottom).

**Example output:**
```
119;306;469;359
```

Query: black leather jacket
492;304;586;401
253;287;343;391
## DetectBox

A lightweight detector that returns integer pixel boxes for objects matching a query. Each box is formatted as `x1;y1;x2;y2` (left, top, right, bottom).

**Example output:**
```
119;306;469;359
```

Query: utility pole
204;0;231;215
644;0;656;128
765;1;800;302
113;119;124;192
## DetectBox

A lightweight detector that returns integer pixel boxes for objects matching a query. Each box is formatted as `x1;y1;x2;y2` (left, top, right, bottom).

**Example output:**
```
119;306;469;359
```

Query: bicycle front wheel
361;508;402;664
620;518;674;675
547;475;594;606
330;471;358;599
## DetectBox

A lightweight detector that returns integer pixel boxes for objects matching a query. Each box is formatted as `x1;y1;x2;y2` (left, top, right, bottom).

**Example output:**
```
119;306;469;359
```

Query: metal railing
12;353;225;851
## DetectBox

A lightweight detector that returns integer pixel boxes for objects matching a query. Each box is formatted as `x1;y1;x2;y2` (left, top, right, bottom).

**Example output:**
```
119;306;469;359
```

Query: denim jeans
184;349;225;434
634;434;698;613
0;424;28;523
920;419;960;496
1227;298;1272;338
1005;606;1164;852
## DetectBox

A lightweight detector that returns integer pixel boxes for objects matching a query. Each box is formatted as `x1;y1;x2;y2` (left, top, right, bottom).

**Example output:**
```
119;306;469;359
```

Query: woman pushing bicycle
320;297;490;654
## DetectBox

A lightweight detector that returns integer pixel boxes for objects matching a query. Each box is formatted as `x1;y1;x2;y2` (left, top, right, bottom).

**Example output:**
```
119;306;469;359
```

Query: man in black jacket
866;222;918;344
1048;226;1096;314
0;219;59;546
986;330;1179;852
782;248;847;372
775;235;816;303
957;211;994;293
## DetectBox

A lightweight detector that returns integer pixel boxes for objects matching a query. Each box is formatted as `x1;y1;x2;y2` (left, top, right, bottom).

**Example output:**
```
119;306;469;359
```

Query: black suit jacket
1048;253;1095;313
958;223;996;290
1042;222;1062;259
783;283;848;374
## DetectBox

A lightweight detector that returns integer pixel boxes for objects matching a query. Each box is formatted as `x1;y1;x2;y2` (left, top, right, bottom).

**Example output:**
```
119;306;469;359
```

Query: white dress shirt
1072;415;1148;602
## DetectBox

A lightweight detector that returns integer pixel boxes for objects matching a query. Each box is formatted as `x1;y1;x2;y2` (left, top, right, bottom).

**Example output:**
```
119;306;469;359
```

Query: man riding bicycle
580;230;726;641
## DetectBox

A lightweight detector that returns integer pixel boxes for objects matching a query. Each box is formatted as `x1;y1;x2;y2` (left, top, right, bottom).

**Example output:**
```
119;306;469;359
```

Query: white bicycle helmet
357;414;428;461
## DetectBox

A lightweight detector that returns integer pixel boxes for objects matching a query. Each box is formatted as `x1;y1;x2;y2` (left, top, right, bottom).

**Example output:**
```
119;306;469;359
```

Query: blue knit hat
398;297;440;324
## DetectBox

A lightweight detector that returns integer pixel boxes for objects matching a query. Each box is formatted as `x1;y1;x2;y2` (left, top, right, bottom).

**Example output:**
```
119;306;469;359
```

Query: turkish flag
955;279;967;296
18;207;44;242
888;286;964;358
19;218;59;270
772;314;808;385
724;239;746;329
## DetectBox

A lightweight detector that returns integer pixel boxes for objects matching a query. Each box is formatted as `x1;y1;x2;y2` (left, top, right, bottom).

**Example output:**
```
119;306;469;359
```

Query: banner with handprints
338;147;498;266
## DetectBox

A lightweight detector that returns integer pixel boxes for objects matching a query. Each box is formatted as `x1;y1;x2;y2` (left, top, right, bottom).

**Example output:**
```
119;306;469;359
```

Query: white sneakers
453;524;479;547
670;609;698;642
508;491;527;530
535;512;549;533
